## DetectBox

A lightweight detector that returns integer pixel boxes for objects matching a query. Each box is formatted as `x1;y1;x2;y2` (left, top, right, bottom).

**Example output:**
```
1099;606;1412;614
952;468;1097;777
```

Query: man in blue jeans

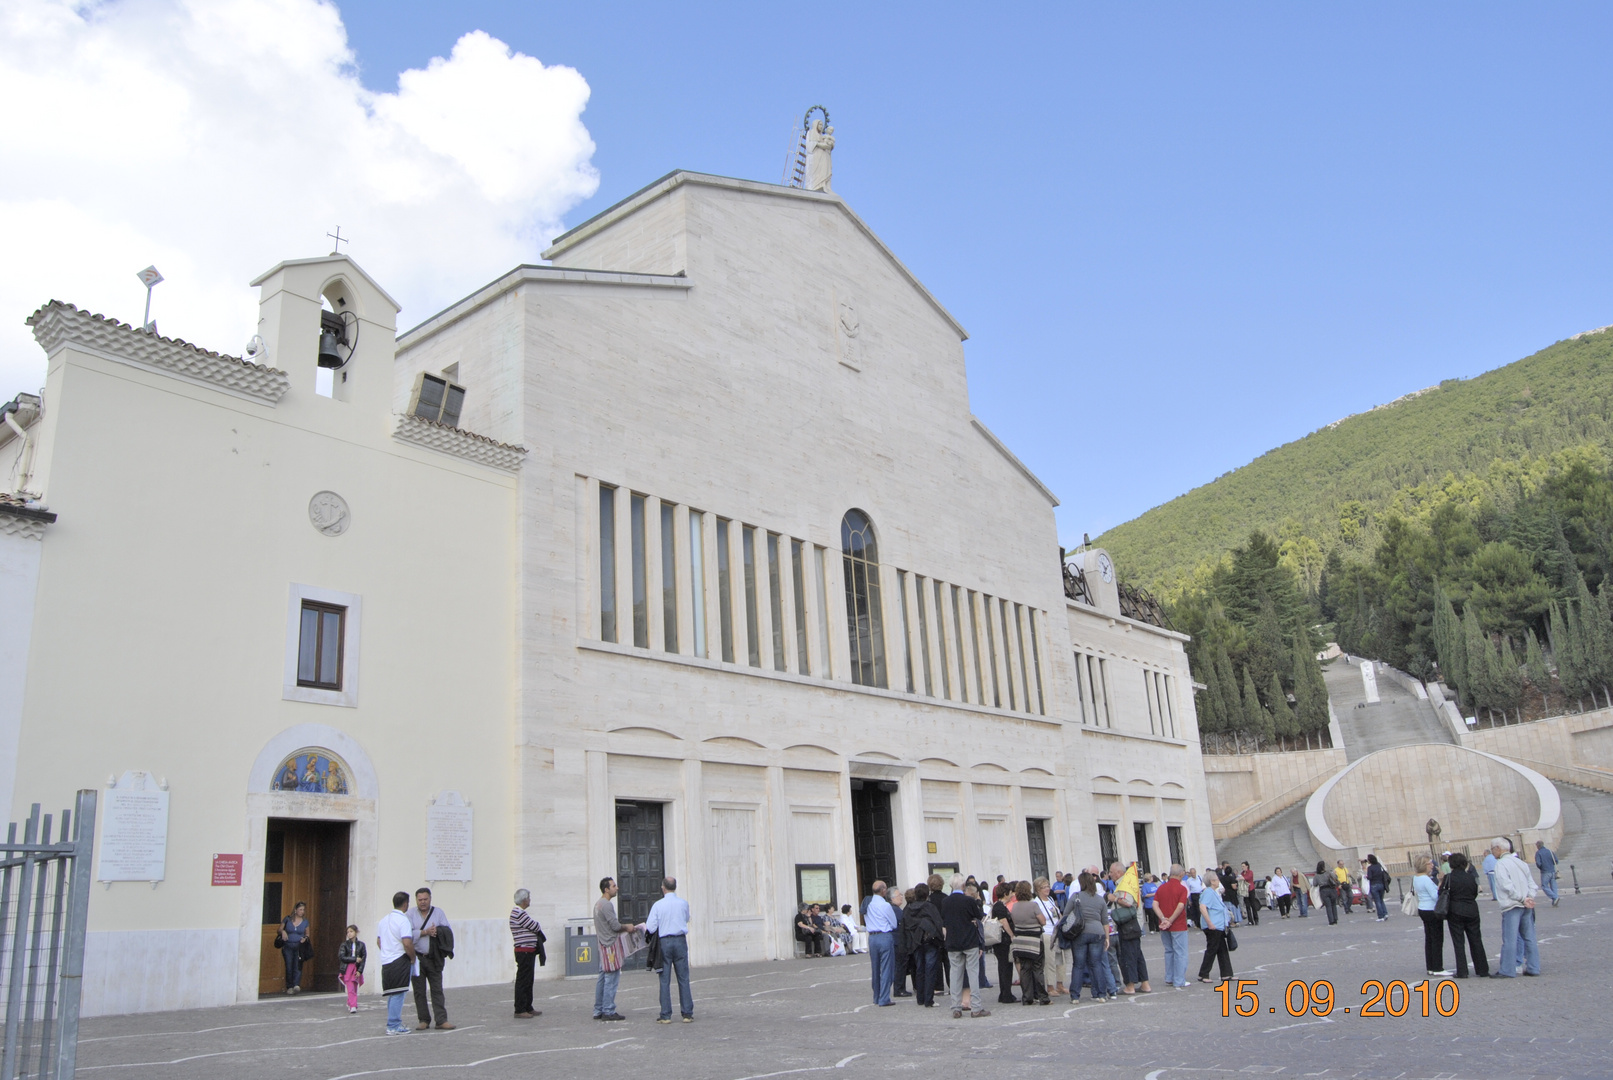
1534;841;1560;906
645;877;694;1022
1491;839;1541;978
593;877;640;1021
863;881;899;1005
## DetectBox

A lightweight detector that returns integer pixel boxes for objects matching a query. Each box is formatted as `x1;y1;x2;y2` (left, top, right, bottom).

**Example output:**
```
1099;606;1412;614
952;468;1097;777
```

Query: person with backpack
408;887;455;1030
1063;872;1115;1001
899;883;944;1007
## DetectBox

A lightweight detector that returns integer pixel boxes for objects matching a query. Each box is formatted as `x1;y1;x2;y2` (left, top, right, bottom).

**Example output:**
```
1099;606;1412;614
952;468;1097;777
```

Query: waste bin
565;919;600;977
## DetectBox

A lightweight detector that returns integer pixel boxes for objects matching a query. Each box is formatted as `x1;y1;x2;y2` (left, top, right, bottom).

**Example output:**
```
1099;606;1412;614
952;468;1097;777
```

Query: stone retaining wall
1458;708;1613;793
1204;745;1348;839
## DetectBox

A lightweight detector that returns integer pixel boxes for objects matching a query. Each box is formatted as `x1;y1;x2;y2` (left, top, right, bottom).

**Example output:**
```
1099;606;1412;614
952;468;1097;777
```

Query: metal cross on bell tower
327;226;348;255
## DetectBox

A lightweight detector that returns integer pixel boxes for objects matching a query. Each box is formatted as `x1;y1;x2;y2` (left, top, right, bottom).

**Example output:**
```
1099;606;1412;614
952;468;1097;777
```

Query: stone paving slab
72;892;1613;1080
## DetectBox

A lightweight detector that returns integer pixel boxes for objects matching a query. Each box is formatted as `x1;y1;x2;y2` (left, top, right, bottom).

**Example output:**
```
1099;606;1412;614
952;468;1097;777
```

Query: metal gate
1;791;97;1080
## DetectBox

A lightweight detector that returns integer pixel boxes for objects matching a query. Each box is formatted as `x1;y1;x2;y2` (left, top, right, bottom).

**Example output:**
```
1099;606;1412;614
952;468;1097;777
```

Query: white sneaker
1427;969;1453;976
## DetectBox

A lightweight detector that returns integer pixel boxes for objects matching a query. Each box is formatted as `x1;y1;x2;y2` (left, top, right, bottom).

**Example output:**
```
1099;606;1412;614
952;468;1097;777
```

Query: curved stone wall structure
1305;743;1561;870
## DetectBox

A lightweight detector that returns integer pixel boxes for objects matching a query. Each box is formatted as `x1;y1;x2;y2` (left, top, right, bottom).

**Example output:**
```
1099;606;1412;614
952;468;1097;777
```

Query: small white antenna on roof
136;265;163;333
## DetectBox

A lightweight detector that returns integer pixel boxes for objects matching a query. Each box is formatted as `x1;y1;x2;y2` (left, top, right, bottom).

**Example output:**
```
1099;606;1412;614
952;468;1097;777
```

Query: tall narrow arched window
841;509;888;688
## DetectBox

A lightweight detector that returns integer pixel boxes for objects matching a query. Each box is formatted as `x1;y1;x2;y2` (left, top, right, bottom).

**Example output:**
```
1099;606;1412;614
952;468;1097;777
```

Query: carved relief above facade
837;299;862;370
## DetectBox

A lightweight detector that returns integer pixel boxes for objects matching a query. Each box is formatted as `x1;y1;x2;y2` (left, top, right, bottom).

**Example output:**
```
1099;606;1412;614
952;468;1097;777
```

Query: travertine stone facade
397;172;1216;968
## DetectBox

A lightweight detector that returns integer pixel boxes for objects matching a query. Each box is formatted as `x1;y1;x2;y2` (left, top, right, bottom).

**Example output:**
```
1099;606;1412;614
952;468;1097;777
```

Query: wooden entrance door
259;819;350;995
851;782;896;900
615;801;665;926
1026;818;1049;882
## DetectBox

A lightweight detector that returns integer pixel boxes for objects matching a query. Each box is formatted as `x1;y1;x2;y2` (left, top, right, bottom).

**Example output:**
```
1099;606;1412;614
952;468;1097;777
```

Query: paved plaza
74;890;1612;1080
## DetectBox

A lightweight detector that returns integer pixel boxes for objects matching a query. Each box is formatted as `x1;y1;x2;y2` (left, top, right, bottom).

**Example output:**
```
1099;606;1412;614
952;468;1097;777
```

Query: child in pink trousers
337;924;366;1013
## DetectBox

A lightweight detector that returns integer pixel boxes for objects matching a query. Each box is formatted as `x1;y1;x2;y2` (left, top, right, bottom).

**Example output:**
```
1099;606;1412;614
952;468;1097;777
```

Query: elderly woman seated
794;904;829;957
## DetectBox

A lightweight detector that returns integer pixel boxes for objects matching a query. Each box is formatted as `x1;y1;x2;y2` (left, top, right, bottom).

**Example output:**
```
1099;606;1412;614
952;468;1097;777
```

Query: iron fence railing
1;791;96;1080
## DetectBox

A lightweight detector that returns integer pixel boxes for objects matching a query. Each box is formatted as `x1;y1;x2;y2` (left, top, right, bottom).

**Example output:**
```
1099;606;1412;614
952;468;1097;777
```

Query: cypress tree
1199;661;1225;734
1268;671;1297;742
1576;574;1613;707
1548;600;1580;710
1461;604;1491;717
1436;590;1466;701
1565;597;1591;709
1494;636;1524;723
1241;666;1274;747
1524;628;1550;711
1216;649;1243;736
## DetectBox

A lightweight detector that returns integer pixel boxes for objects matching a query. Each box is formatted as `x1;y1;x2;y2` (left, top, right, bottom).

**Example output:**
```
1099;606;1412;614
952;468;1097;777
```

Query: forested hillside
1105;324;1613;743
1099;326;1613;597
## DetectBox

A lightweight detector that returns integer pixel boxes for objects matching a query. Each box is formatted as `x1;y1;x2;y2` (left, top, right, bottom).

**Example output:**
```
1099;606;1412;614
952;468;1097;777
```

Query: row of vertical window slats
596;483;1046;715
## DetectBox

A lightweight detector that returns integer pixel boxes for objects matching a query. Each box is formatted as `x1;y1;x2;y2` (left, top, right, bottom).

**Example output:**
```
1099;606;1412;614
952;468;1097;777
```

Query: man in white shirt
1490;838;1540;978
645;877;694;1022
376;891;417;1035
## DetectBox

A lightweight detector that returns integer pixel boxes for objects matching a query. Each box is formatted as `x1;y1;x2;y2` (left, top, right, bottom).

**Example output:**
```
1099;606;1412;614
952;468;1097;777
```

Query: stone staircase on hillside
1323;659;1453;760
1217;799;1320;878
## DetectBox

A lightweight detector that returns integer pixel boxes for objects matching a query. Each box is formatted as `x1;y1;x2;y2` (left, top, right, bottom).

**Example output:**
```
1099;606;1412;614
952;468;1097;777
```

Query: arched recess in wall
236;723;379;1006
248;723;378;798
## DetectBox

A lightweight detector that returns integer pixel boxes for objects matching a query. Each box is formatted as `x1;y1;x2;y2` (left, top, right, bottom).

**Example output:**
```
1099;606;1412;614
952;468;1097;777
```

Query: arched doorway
242;725;377;1002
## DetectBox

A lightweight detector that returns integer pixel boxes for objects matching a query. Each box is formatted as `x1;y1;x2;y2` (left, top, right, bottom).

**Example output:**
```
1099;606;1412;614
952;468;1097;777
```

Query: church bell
317;310;347;369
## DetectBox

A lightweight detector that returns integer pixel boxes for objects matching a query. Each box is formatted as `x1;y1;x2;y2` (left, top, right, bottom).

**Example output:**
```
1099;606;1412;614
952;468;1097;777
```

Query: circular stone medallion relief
308;491;350;536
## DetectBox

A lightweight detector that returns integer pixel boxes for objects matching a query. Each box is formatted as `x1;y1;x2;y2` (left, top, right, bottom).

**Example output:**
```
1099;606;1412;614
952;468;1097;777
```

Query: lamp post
136;266;163;332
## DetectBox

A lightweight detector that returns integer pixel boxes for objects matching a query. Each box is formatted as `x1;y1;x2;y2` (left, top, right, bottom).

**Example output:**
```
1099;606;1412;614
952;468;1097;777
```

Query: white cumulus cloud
0;0;598;395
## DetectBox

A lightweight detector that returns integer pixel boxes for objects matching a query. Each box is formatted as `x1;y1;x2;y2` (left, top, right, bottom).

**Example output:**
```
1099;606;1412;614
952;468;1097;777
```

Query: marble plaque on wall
97;771;169;882
425;791;472;882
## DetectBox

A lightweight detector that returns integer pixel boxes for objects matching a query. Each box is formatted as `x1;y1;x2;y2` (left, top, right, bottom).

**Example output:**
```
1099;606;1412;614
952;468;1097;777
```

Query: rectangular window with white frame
283;584;361;707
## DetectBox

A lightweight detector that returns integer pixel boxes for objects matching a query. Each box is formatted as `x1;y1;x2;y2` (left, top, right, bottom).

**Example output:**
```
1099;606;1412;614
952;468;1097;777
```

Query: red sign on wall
211;853;243;886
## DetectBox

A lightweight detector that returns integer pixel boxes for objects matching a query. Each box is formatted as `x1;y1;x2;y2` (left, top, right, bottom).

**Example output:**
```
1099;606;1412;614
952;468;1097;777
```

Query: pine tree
1524;627;1550;711
1268;671;1297;742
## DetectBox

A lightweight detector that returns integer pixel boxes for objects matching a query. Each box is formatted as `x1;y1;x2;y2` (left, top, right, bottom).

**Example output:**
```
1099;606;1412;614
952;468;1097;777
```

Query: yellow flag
1116;862;1140;903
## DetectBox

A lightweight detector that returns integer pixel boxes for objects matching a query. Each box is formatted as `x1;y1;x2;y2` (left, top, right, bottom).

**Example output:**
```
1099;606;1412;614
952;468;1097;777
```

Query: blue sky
342;4;1613;546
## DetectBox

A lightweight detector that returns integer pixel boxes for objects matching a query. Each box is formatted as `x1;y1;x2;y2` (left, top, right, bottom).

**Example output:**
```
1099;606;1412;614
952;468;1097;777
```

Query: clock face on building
1096;552;1114;583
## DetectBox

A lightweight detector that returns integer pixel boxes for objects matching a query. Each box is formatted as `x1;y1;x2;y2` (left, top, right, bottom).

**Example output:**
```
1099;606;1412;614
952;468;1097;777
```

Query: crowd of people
311;836;1554;1034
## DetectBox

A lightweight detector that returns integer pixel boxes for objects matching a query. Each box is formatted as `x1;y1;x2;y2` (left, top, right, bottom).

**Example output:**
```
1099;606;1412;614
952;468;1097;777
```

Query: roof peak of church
541;170;967;340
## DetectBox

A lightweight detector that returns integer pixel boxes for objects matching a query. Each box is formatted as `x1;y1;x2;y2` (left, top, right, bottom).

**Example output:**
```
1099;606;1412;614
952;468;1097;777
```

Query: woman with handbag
1065;873;1114;1001
1413;855;1451;975
1443;852;1488;978
987;889;1016;1003
277;901;310;994
1032;878;1063;996
1007;881;1050;1005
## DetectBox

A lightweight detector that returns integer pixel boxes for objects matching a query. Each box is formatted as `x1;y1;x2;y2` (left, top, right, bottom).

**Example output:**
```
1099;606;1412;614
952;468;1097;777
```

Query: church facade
2;169;1212;1014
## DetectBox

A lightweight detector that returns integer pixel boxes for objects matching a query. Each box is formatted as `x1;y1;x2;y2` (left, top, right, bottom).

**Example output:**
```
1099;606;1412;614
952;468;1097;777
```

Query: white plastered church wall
9;258;522;1014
